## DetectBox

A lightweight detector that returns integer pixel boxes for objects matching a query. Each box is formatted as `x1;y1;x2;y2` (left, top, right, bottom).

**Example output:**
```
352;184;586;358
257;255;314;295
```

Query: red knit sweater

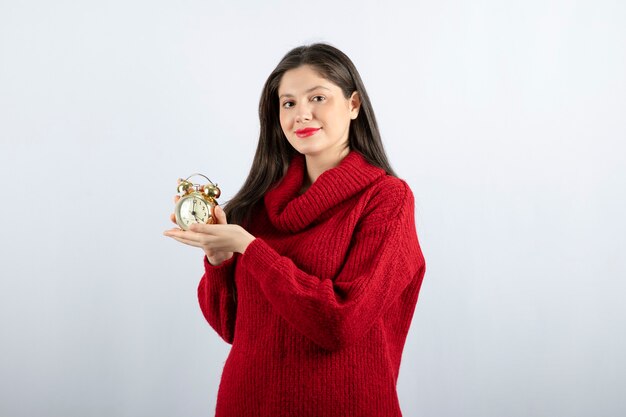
197;150;426;417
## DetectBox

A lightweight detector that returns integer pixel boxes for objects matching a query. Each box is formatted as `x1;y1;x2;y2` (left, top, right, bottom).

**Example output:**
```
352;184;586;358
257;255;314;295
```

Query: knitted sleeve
197;253;238;344
238;180;425;351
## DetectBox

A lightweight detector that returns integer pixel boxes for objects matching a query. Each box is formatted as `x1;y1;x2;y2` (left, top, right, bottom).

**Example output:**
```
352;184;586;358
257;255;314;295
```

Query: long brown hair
225;42;396;226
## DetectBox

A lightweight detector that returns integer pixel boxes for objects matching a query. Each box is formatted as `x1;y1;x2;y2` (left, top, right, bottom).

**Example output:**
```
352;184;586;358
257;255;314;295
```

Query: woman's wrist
239;235;256;254
206;253;233;267
237;226;256;254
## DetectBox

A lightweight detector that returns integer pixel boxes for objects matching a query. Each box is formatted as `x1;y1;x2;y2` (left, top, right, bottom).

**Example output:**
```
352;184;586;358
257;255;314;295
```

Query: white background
1;1;625;416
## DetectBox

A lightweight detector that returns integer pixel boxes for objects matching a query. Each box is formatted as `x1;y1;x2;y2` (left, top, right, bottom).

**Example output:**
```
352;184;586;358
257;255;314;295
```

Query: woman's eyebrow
279;85;330;99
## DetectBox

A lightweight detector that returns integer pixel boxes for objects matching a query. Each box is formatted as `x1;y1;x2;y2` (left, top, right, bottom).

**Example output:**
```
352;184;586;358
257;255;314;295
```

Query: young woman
164;43;426;417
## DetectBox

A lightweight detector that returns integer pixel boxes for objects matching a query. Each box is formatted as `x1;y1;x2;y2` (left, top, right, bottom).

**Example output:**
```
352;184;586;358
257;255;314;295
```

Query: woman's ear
349;91;361;120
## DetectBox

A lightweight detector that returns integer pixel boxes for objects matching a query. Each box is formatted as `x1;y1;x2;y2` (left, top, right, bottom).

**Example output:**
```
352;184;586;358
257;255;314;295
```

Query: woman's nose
295;103;312;123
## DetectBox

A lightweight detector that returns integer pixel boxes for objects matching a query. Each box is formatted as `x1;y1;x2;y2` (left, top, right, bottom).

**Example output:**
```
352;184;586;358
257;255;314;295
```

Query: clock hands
191;199;199;223
183;197;210;226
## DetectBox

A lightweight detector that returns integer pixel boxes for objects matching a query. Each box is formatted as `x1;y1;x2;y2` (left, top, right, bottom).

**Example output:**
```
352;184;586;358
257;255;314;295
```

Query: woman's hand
164;191;255;266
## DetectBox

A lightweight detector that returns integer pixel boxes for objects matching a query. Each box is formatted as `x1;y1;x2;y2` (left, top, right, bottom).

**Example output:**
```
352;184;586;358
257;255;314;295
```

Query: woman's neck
302;147;350;192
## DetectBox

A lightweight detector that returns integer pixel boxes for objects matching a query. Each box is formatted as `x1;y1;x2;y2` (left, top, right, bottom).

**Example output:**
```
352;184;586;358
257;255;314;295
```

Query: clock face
175;194;213;230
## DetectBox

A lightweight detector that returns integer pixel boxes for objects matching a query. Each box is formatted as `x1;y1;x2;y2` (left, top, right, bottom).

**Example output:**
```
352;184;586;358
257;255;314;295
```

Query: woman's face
278;65;360;161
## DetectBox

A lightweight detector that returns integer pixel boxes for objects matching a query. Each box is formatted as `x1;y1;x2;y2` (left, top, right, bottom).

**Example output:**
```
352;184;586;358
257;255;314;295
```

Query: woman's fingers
170;195;181;223
188;223;230;235
214;205;228;225
166;227;226;244
164;228;211;247
165;219;251;254
167;234;200;248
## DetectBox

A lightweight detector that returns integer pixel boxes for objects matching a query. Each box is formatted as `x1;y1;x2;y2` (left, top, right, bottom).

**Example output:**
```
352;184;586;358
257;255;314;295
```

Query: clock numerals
176;195;214;230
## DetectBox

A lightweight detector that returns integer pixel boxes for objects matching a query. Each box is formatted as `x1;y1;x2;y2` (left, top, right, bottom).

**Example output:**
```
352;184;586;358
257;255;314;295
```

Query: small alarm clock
174;174;221;231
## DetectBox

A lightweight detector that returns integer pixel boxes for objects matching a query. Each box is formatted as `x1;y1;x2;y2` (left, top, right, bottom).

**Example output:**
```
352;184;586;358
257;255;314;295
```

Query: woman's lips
295;127;321;138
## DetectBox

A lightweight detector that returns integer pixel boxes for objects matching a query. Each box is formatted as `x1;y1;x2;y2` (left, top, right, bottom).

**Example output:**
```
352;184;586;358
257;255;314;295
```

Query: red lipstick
295;127;321;138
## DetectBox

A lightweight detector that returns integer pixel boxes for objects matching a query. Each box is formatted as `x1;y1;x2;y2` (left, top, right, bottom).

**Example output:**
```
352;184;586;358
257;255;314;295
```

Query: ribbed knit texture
197;150;426;417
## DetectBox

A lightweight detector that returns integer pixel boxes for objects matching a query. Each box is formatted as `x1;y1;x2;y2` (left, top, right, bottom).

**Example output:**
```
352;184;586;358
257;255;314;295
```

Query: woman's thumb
215;205;227;224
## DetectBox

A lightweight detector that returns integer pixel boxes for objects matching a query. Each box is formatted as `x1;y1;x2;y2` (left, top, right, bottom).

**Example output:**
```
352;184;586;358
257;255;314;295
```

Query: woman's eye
281;96;324;109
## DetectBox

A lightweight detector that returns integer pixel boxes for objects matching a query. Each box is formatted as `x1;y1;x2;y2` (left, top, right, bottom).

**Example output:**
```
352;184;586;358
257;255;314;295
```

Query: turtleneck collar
264;150;387;233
